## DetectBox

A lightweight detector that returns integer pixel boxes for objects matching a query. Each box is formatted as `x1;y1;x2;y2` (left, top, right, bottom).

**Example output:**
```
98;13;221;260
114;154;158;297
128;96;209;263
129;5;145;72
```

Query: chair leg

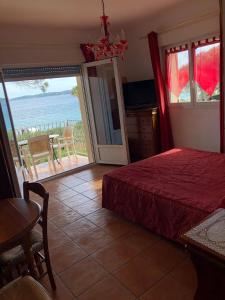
3;265;13;283
50;154;56;173
43;240;56;290
58;145;62;162
66;144;70;158
72;142;78;160
34;253;44;276
24;155;33;179
48;157;52;170
16;264;21;276
31;157;38;179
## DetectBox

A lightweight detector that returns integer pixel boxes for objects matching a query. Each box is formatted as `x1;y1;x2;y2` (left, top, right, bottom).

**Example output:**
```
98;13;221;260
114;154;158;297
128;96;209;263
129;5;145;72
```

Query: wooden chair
28;135;56;178
54;126;77;162
0;276;52;300
0;182;56;290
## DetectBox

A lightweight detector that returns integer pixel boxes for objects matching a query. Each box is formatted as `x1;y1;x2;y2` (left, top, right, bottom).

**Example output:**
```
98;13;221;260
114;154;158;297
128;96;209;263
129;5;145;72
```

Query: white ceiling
0;0;186;29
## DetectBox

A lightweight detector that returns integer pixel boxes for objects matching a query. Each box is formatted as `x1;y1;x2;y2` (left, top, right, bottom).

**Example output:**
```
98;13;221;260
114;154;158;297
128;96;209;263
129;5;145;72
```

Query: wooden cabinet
126;107;159;162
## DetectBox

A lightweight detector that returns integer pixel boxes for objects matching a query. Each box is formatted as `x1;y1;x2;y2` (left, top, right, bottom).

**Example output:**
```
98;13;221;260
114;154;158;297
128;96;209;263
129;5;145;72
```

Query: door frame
82;57;130;165
0;71;21;196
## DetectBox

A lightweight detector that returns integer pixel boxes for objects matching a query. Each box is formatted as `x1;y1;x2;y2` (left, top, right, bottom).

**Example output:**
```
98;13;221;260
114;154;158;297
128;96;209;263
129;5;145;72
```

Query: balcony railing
15;120;87;156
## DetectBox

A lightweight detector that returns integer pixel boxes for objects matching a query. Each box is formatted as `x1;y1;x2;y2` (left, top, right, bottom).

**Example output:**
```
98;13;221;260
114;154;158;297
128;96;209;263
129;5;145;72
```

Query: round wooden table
0;197;41;277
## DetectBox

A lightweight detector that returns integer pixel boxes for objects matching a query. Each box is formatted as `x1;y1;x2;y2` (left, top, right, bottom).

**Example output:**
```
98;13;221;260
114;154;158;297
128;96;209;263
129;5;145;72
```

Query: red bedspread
102;148;225;240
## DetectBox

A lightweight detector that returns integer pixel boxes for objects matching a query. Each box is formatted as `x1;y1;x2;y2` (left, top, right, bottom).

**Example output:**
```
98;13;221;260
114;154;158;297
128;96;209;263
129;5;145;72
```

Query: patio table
18;134;59;147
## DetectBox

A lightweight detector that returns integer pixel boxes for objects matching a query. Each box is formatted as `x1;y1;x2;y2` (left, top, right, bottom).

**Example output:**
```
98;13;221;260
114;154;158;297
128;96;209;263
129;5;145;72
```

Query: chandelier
88;0;128;60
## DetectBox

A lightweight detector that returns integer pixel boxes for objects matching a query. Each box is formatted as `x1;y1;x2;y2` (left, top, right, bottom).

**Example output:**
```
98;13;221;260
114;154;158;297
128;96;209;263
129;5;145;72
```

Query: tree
16;80;49;93
71;86;78;97
40;81;49;93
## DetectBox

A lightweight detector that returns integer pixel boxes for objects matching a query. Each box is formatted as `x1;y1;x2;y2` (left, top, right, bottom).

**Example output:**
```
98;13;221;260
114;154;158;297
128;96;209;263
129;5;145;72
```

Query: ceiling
0;0;186;29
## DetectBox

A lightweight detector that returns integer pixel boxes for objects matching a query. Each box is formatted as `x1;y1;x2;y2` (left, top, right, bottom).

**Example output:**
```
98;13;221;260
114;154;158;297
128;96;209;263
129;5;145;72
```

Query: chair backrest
28;135;50;155
23;181;49;235
63;126;73;139
9;141;18;158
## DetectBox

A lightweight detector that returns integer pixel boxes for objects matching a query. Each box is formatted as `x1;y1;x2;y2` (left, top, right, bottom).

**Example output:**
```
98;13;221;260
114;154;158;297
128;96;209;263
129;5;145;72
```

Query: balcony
13;120;91;182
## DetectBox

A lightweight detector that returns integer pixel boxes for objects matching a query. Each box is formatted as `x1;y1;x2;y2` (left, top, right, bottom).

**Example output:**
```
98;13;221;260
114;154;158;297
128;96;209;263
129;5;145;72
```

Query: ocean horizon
2;91;82;131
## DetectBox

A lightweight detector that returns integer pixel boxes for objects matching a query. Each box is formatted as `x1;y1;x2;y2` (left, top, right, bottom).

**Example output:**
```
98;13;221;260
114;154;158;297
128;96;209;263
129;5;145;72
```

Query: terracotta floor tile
48;229;72;249
57;176;87;188
72;182;94;193
91;237;140;272
75;227;116;254
72;179;102;193
43;181;68;193
47;221;59;232
48;200;72;219
73;170;99;181
114;254;167;296
103;219;137;238
62;218;98;241
51;241;87;273
78;275;135;300
40;273;75;300
50;210;82;228
62;194;91;208
85;208;120;227
140;274;193;300
71;200;101;216
141;239;186;271
91;196;102;204
54;189;79;201
82;189;102;199
170;258;197;291
60;257;107;296
121;228;159;253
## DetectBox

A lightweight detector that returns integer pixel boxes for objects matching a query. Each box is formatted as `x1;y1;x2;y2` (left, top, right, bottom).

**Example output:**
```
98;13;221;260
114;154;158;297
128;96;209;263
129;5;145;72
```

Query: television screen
122;79;157;109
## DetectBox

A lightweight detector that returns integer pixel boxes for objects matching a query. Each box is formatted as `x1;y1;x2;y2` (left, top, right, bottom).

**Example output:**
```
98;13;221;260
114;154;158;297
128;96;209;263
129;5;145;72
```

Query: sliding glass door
1;66;94;182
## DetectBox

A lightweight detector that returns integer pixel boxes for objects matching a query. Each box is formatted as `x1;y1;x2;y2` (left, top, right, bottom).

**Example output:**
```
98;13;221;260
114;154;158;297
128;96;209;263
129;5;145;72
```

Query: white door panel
83;58;129;165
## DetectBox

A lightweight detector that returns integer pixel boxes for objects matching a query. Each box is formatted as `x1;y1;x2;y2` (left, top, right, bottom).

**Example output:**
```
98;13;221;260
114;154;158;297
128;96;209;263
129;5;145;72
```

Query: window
166;37;220;104
166;45;191;103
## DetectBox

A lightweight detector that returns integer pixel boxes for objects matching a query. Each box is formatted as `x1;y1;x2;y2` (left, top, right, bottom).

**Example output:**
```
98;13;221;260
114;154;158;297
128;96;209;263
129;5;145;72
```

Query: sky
5;76;77;99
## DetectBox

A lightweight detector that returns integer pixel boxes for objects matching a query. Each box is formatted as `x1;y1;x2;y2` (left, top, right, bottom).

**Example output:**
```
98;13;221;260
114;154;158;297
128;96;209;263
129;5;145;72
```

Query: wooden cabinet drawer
126;107;159;162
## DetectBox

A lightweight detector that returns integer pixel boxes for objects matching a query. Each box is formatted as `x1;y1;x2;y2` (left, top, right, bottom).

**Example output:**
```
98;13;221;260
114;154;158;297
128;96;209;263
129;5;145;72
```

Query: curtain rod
139;10;219;40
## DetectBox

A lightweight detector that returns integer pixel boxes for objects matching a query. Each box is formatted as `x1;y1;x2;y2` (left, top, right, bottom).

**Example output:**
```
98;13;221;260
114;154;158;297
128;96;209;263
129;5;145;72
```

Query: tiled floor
33;164;197;300
23;155;89;182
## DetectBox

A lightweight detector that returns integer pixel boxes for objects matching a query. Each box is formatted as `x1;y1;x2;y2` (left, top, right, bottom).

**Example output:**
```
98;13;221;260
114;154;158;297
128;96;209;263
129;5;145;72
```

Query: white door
83;58;129;165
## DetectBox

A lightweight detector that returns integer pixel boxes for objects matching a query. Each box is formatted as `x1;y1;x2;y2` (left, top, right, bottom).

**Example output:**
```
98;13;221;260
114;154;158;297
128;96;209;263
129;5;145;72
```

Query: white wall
123;0;221;152
0;25;99;67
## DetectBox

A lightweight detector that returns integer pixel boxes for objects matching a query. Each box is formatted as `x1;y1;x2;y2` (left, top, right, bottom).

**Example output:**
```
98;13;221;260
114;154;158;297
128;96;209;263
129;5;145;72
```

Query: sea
1;92;82;131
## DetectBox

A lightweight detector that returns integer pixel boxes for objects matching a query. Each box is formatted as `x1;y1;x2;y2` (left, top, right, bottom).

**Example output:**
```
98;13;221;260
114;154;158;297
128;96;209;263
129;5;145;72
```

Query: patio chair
10;141;33;179
54;126;77;162
28;135;56;179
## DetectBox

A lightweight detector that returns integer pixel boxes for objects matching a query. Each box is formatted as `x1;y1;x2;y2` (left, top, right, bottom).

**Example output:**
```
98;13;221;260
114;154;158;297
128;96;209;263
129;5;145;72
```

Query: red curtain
148;31;173;151
220;3;224;153
193;39;220;97
166;46;189;102
80;44;95;63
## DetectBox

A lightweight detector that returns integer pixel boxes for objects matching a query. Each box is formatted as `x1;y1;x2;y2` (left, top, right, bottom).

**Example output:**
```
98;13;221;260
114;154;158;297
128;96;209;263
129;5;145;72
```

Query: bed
102;148;225;240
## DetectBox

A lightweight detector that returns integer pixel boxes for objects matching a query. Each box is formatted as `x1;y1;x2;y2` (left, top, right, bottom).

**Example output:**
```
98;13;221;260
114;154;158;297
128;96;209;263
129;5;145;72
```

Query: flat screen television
122;79;157;109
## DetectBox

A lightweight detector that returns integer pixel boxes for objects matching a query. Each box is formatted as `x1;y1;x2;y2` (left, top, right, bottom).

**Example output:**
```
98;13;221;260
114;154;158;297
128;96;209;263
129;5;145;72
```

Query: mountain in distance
9;90;73;101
